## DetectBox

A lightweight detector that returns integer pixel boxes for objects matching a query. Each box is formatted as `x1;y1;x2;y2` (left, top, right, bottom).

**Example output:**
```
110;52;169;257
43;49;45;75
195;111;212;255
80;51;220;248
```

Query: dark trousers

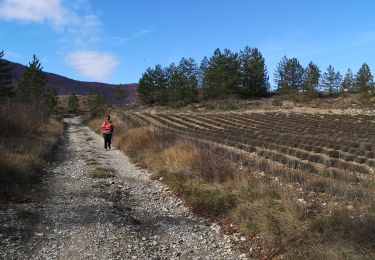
103;133;112;149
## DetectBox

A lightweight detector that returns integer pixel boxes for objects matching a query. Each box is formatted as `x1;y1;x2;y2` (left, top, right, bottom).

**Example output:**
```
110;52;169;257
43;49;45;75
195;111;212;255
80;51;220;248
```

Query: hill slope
7;60;138;104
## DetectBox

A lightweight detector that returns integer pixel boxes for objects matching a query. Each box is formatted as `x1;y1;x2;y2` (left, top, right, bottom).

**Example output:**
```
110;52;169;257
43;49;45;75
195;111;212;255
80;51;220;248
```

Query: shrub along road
0;116;247;259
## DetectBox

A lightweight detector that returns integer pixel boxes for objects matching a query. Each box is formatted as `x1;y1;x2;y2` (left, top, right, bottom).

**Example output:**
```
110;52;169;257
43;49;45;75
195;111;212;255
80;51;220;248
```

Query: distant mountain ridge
6;60;138;104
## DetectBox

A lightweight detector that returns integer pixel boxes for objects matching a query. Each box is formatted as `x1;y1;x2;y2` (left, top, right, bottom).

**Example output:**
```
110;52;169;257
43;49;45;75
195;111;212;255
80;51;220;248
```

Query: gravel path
0;117;248;260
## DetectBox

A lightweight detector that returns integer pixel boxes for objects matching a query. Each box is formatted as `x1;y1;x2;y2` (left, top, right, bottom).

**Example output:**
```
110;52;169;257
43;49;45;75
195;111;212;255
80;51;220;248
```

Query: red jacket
102;121;114;134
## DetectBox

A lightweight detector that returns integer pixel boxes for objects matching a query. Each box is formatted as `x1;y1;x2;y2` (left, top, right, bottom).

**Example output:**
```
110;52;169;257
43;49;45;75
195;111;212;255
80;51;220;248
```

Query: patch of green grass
90;167;115;179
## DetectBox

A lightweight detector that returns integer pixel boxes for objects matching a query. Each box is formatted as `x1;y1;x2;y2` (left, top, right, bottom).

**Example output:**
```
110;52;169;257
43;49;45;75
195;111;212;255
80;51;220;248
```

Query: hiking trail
0;116;248;259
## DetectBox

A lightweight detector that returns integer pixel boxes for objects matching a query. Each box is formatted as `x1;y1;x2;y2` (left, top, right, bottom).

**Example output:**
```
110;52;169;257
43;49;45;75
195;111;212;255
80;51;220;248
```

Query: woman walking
101;115;114;150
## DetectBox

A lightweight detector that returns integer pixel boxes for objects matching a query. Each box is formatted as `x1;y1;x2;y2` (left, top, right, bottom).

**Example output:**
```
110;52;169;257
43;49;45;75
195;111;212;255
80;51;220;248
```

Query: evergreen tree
114;84;128;105
166;63;184;103
322;65;342;95
303;61;320;93
221;49;240;96
138;64;168;105
0;50;13;100
166;58;198;105
274;56;304;93
17;55;46;102
67;93;79;113
198;56;209;88
341;69;355;92
44;88;58;112
239;47;269;98
355;63;373;92
202;48;239;99
178;57;198;103
138;68;156;104
88;87;107;109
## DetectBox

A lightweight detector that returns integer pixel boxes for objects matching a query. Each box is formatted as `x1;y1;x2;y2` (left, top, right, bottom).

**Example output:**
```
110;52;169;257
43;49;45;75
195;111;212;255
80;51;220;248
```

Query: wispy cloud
3;50;22;60
111;29;153;44
66;50;119;82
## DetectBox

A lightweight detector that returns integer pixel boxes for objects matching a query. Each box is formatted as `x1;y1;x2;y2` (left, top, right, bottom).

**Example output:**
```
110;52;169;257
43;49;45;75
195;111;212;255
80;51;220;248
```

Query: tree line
274;56;374;97
138;47;374;105
138;47;269;105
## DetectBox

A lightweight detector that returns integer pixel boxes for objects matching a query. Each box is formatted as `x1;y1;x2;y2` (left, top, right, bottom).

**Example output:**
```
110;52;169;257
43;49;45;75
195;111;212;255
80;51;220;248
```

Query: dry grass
161;141;199;167
0;103;63;202
118;127;160;152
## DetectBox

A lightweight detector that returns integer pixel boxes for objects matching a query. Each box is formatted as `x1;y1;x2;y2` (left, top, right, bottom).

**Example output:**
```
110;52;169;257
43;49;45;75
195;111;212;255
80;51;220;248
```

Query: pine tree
355;63;373;92
138;64;168;105
114;84;128;105
322;65;342;95
198;56;209;89
138;68;156;104
303;61;320;93
239;47;269;98
88;88;107;110
0;50;13;100
274;56;304;94
17;54;46;102
202;48;239;99
67;93;79;113
44;88;58;112
166;58;198;105
178;57;198;103
166;63;184;104
221;49;240;96
202;49;223;99
274;56;288;92
341;69;355;92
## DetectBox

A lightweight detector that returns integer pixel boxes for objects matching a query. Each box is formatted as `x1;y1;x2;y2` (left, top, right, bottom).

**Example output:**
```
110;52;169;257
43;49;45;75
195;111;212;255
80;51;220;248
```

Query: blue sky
1;0;374;85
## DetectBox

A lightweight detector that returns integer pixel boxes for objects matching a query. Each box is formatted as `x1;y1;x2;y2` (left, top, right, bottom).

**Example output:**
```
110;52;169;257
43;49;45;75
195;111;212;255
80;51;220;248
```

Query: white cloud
67;50;119;82
0;0;68;27
0;0;101;45
0;1;144;82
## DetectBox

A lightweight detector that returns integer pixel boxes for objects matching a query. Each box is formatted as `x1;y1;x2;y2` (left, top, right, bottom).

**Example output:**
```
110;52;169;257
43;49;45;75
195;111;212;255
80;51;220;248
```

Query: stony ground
0;117;248;260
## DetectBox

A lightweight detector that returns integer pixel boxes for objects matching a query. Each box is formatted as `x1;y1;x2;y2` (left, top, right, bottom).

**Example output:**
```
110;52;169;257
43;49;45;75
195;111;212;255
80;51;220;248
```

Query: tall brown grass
0;103;63;201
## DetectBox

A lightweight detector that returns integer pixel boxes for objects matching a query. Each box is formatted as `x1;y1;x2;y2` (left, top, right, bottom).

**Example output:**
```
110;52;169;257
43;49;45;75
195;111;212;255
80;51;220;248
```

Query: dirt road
0;117;247;259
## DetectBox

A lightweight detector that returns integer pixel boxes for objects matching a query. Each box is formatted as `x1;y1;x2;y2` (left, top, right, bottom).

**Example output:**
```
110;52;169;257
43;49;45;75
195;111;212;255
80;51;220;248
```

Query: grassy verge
85;109;375;259
0;103;63;202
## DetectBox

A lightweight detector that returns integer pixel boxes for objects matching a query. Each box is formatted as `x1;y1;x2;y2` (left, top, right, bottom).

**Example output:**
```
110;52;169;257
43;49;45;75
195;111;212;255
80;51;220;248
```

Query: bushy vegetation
67;93;80;113
88;87;108;110
0;50;63;201
114;84;128;105
139;46;375;106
